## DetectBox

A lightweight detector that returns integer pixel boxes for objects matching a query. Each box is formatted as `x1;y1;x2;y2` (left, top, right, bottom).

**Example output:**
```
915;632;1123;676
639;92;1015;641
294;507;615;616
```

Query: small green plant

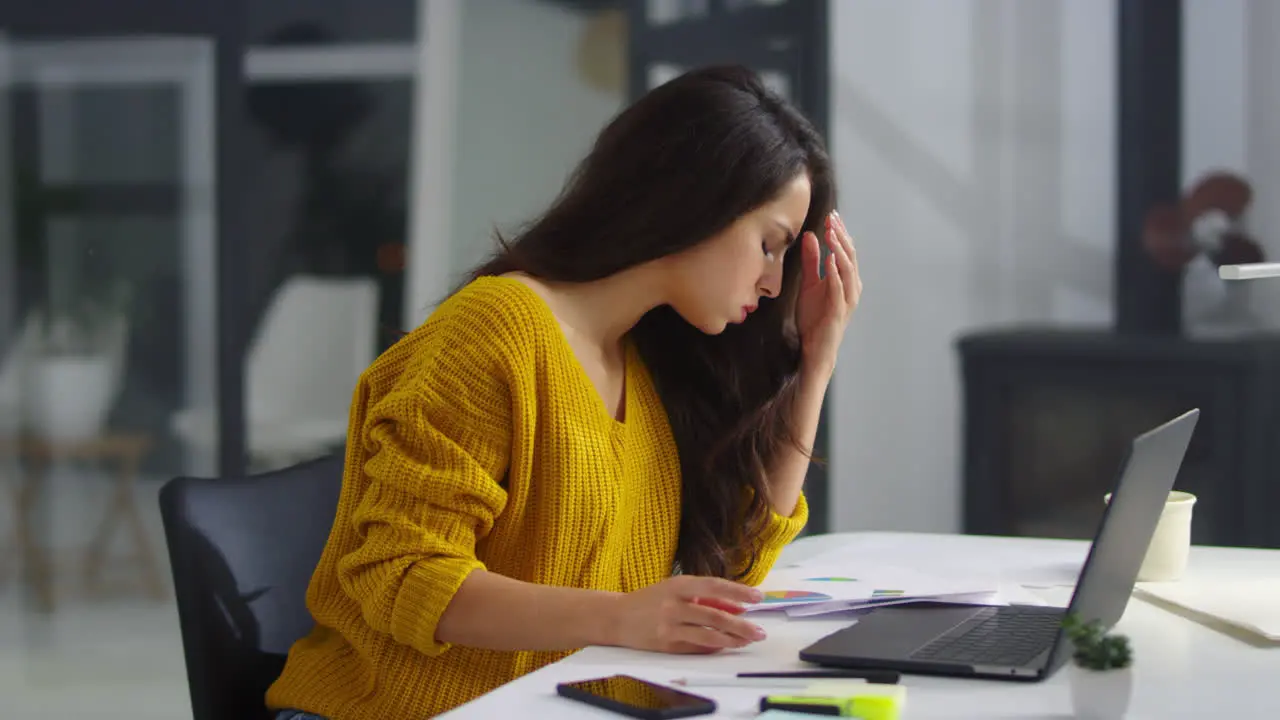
1062;613;1132;671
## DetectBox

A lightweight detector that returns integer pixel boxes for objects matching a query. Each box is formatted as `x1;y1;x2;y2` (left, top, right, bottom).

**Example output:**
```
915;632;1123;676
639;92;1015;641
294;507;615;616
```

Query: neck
546;264;668;348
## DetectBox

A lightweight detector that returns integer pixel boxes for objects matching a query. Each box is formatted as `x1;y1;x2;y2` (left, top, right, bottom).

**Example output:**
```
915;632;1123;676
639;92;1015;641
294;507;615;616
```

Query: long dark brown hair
463;65;835;579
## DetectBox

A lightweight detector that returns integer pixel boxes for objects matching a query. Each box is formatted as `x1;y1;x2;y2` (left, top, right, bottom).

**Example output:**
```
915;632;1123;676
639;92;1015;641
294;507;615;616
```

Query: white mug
1104;490;1196;582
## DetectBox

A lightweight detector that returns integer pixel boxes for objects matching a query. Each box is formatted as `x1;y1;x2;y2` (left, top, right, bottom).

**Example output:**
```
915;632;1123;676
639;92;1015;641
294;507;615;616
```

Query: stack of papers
1135;578;1280;644
747;565;1004;618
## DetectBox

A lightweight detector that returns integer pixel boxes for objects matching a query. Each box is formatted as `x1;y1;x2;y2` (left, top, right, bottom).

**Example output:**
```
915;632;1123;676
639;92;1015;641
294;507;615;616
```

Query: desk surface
440;532;1280;719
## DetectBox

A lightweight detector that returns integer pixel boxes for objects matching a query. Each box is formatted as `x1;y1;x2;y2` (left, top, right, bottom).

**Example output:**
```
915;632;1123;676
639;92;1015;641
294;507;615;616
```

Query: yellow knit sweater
266;276;808;719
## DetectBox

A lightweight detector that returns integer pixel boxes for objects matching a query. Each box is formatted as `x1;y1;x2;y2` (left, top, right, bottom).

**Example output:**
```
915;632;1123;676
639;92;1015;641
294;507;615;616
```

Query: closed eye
764;231;796;260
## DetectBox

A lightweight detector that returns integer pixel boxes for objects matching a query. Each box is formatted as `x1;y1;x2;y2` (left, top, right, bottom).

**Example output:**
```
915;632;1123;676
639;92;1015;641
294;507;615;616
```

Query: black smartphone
556;674;717;719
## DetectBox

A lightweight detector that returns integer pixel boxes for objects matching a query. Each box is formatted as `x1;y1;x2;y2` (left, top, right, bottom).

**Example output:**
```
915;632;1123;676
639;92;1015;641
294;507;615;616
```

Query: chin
671;304;730;335
692;317;729;335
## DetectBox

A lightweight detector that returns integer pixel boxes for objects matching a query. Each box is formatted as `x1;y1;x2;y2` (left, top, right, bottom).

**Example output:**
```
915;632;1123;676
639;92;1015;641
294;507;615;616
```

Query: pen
671;677;818;689
738;670;900;684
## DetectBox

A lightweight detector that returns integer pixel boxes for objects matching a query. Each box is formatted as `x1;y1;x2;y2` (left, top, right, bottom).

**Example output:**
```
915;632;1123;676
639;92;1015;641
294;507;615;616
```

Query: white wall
828;0;1117;533
405;0;459;325
406;0;623;324
828;0;1280;534
447;0;624;284
1183;0;1280;325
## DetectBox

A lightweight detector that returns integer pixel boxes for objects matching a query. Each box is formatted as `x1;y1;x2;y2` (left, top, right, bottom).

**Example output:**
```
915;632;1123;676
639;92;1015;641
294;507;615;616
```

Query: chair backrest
159;453;345;720
246;275;379;424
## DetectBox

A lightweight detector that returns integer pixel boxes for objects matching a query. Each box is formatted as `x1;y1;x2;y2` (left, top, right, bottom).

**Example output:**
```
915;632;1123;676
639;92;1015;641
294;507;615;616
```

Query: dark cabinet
958;328;1280;549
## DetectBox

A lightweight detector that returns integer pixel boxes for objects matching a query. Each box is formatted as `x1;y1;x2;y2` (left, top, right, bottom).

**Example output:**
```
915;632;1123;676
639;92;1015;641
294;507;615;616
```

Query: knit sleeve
336;293;521;657
735;492;809;586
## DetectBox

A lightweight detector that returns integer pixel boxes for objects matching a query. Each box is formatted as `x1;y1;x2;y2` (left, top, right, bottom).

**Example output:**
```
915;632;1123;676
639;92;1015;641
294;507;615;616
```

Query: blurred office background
1;0;1277;717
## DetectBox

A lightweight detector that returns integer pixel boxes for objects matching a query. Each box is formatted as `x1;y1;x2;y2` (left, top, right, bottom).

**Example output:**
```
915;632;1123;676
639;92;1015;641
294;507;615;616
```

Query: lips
740;305;757;322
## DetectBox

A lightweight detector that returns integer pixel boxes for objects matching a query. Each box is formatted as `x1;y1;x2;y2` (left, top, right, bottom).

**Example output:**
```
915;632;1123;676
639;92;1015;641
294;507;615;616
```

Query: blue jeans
275;712;328;720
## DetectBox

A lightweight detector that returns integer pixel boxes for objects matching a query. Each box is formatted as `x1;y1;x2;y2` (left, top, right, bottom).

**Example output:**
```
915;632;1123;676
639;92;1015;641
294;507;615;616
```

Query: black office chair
159;453;345;720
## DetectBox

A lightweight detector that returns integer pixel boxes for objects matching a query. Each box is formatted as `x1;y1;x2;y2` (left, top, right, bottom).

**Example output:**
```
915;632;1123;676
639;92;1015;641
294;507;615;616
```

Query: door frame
8;37;218;476
2;0;251;476
403;0;460;324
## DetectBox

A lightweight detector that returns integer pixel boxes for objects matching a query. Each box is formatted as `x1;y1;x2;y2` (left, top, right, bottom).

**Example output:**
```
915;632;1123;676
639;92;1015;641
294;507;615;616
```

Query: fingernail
752;625;768;640
749;589;764;603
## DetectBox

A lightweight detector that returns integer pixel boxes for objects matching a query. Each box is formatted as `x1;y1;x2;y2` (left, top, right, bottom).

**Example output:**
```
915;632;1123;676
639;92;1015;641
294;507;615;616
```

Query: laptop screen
1057;409;1199;636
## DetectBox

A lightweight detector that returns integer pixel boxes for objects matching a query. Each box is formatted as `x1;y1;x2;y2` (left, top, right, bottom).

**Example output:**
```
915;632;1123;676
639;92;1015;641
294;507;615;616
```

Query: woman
267;65;861;720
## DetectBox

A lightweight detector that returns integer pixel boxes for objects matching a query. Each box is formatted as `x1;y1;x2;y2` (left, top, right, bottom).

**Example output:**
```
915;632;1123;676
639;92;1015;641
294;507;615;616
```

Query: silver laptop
798;408;1199;681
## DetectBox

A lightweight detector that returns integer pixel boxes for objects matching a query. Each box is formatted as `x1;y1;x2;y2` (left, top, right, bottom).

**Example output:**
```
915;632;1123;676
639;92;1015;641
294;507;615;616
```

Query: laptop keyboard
909;606;1063;667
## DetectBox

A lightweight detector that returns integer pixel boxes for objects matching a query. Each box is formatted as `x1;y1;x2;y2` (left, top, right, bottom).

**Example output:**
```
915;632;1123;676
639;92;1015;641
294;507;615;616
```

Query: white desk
440;532;1280;719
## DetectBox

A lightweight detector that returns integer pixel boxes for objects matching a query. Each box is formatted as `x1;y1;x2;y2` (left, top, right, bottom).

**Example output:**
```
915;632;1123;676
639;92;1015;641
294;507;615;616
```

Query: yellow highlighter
760;683;906;720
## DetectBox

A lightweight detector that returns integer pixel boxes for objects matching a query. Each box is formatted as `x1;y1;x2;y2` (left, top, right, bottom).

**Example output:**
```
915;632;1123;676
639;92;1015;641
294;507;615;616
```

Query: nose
758;263;783;299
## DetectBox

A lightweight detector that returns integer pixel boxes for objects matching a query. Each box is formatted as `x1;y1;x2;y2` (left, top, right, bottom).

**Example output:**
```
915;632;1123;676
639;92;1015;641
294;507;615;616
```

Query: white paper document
787;541;1084;590
782;590;1006;618
1135;578;1280;643
745;564;1001;615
